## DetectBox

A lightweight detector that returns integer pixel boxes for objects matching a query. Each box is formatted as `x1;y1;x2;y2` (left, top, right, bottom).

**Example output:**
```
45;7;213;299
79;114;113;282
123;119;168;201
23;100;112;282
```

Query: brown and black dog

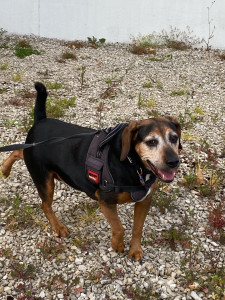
2;83;182;261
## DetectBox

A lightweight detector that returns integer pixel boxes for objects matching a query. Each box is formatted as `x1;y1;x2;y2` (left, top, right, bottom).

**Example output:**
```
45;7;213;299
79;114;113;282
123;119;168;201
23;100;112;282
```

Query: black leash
0;123;127;153
0;132;97;153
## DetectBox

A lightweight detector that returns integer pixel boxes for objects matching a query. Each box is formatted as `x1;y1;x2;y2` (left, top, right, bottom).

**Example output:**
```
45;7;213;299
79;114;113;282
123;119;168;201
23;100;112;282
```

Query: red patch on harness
88;170;99;184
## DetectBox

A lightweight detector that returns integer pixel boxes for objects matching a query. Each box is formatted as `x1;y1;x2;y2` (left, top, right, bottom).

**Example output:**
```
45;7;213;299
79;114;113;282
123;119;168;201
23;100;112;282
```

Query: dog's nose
166;158;179;168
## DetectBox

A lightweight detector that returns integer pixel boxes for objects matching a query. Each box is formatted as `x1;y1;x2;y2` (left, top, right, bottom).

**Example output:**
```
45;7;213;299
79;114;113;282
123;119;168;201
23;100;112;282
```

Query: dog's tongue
157;169;175;182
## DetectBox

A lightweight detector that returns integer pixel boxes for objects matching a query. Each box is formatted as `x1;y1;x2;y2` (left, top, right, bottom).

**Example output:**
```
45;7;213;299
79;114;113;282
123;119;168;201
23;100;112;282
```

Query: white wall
1;0;225;48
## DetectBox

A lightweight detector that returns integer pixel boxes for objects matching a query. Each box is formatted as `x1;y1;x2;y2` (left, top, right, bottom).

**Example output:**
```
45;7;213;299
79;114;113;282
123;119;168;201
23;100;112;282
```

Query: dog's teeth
162;174;165;179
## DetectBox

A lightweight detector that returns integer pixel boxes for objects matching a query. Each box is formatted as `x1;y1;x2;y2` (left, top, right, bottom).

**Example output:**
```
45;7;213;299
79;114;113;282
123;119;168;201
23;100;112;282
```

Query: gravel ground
0;34;225;300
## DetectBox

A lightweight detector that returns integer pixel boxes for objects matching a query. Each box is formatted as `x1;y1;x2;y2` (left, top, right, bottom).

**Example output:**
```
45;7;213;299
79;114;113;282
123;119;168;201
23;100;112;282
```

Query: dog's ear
120;121;139;161
165;116;182;150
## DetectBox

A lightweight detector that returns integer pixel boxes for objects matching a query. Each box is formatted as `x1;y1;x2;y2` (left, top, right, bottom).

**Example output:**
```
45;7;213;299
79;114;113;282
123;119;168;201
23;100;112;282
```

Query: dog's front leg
99;201;125;253
129;196;152;261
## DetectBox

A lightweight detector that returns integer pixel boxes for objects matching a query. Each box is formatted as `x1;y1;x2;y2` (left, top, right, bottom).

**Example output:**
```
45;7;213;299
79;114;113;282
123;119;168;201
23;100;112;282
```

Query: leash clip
137;168;145;186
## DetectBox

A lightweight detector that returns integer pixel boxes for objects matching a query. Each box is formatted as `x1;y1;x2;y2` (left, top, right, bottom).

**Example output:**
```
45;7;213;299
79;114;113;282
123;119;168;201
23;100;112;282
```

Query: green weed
11;262;36;280
87;36;106;48
162;226;190;250
181;244;225;299
152;186;177;214
15;43;40;58
170;89;186;96
147;56;164;62
1;63;7;70
46;81;63;90
46;97;76;118
123;285;158;299
77;65;87;87
194;106;204;115
12;73;22;81
61;52;77;60
142;81;153;88
0;88;7;94
37;237;67;260
65;40;86;49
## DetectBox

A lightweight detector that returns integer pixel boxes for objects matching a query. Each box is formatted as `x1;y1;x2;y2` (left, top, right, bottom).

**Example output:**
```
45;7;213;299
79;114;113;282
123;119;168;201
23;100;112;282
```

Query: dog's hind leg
37;172;69;237
2;149;24;177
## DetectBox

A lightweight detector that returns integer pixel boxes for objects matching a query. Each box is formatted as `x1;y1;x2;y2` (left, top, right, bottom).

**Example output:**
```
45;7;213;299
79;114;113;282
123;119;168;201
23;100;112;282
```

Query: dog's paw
53;223;69;237
111;236;125;253
1;164;11;178
128;246;143;261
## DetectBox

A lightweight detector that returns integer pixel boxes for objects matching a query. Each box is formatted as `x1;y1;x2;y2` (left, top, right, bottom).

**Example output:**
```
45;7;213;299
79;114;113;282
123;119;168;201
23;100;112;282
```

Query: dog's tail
34;82;48;123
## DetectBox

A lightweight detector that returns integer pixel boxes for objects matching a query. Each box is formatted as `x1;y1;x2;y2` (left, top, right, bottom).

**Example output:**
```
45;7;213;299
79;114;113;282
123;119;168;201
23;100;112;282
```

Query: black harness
85;124;156;202
0;124;156;202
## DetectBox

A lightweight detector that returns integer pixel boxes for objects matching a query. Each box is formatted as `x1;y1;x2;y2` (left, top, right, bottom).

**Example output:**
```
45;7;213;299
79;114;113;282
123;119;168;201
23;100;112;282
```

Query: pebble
4;287;11;294
190;291;202;300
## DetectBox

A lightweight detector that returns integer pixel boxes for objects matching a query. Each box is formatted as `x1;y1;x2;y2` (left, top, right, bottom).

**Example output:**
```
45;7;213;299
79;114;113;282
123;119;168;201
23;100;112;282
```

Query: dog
2;82;182;261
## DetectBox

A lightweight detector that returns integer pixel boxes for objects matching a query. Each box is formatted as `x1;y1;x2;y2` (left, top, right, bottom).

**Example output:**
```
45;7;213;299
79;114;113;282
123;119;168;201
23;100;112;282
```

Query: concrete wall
1;0;225;48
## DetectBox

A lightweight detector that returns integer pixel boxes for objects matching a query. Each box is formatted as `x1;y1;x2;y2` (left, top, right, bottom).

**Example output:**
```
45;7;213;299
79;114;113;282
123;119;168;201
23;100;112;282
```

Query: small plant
87;36;106;48
181;244;225;298
46;273;82;299
5;193;43;230
161;26;203;50
147;109;161;118
11;262;36;280
170;89;186;96
151;185;177;214
194;106;204;114
15;41;40;58
162;226;191;250
130;44;156;55
0;28;8;48
147;56;164;62
46;97;76;118
73;232;90;251
206;201;225;244
100;74;123;99
79;202;101;222
16;39;31;48
130;33;159;55
64;40;86;49
95;101;110;128
156;80;163;89
147;99;155;107
46;81;63;90
142;81;153;88
204;1;216;51
0;88;7;94
1;63;7;70
61;52;77;60
178;105;203;130
218;53;225;60
77;65;86;88
138;92;144;109
37;237;67;260
123;285;158;299
12;73;22;81
180;159;221;197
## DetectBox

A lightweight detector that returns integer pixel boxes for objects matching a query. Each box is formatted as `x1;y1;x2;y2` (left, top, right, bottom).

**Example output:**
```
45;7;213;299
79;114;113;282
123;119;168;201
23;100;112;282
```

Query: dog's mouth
147;160;175;183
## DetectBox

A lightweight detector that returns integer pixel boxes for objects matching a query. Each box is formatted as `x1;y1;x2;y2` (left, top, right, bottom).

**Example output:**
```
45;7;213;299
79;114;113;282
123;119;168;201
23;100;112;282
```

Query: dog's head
120;117;182;183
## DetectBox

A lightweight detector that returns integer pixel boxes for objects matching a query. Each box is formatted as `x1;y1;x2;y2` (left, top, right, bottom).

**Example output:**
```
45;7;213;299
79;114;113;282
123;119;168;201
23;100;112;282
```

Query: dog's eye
170;135;178;144
146;139;158;147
